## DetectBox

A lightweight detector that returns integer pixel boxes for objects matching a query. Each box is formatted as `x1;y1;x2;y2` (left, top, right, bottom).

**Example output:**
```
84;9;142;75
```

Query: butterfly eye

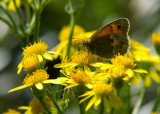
117;25;122;29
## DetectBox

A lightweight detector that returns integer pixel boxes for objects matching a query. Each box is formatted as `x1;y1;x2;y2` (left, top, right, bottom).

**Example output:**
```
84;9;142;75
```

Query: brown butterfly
82;18;130;59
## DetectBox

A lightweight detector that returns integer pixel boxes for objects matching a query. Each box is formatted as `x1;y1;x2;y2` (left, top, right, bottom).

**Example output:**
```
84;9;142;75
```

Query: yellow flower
54;51;97;69
79;83;123;112
20;97;54;114
2;0;21;11
23;40;57;61
71;51;97;65
111;54;135;69
17;40;59;74
151;32;160;55
8;69;54;93
129;39;160;87
19;97;69;114
2;109;21;114
129;39;160;63
52;25;95;59
59;25;85;42
110;54;147;86
45;67;95;88
17;54;40;74
151;32;160;45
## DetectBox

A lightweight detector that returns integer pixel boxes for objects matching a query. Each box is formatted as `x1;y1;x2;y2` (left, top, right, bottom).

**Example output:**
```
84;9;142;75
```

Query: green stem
13;0;25;35
24;0;31;23
34;8;41;42
46;84;64;114
74;86;86;114
0;5;21;36
66;13;75;58
124;83;130;114
0;16;14;30
152;86;160;112
13;0;29;46
132;83;145;114
32;85;52;114
38;97;53;114
99;100;104;114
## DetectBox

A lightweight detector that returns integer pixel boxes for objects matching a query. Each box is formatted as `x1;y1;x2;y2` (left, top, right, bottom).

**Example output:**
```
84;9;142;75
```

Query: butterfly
82;18;130;59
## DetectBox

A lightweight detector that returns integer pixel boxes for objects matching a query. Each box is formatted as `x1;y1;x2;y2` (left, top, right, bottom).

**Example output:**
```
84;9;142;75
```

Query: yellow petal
145;75;151;87
108;94;123;109
18;106;31;110
94;96;101;109
103;96;111;113
85;96;97;111
48;51;61;54
17;62;23;75
150;69;160;83
43;78;68;86
126;69;134;78
79;94;93;104
133;75;141;85
8;84;32;93
42;53;53;61
37;55;43;62
133;69;148;74
35;83;43;90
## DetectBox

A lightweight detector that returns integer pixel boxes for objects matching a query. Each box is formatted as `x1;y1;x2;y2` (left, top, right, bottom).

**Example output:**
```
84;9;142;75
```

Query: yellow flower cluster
7;25;160;113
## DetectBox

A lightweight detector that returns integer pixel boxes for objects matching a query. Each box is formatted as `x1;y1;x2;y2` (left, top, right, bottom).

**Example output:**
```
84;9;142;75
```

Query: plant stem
38;97;53;114
66;7;75;57
152;86;160;112
46;84;64;114
34;7;41;42
24;0;31;23
99;100;104;114
124;83;130;114
13;0;29;46
32;85;52;114
132;83;145;114
13;0;25;35
0;5;21;36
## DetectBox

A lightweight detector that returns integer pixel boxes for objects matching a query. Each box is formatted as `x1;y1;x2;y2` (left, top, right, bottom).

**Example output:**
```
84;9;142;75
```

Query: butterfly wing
83;18;130;58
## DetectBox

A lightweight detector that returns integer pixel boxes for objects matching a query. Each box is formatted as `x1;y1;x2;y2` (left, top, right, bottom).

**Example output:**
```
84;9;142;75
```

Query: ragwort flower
54;51;97;69
79;82;123;112
2;109;21;114
129;39;160;87
8;69;56;93
45;67;94;88
18;40;58;74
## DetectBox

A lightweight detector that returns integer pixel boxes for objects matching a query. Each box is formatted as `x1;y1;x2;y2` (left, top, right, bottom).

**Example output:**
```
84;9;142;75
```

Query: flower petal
103;96;111;113
8;84;32;93
150;69;160;83
37;55;43;62
35;83;43;90
133;69;148;74
42;53;53;61
94;96;101;109
108;94;123;109
85;96;97;111
17;62;23;75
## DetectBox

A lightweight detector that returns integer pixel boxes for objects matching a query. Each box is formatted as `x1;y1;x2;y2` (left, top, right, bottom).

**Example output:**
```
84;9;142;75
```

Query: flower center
111;54;135;69
24;69;49;85
93;83;114;96
22;54;40;72
23;41;48;56
72;72;91;86
71;51;97;65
